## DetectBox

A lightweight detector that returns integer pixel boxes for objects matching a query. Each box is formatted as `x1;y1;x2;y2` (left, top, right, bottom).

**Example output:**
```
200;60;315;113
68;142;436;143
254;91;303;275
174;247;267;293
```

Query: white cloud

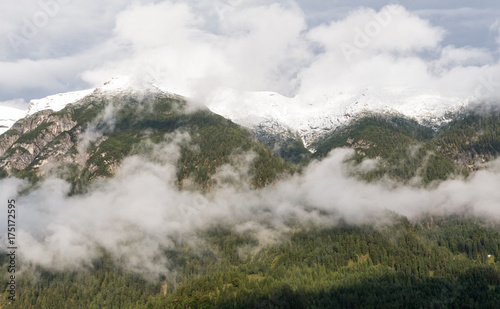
296;5;500;101
114;2;201;48
0;0;129;59
1;1;499;108
81;1;310;100
308;5;444;54
434;46;494;69
491;19;500;46
0;98;28;110
4;142;500;277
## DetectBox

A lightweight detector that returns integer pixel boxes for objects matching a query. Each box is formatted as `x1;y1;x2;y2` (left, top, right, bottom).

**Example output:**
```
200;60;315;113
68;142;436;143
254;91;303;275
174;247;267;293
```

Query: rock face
0;77;171;182
0;107;78;174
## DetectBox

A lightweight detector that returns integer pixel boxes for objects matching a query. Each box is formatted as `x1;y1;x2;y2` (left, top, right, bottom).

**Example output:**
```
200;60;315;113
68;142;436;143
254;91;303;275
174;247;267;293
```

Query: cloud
1;1;499;105
491;19;500;46
307;5;444;54
296;5;500;101
81;1;310;100
0;98;28;110
2;0;500;286
3;138;500;278
0;0;129;60
433;46;494;70
78;2;500;106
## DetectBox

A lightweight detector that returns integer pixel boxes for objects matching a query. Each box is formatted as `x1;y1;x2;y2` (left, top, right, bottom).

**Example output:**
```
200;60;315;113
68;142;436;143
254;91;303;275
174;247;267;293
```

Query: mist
2;132;500;278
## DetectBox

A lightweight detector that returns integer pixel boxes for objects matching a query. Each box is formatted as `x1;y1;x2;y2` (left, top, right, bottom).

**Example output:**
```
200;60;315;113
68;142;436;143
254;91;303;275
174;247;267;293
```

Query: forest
2;216;500;308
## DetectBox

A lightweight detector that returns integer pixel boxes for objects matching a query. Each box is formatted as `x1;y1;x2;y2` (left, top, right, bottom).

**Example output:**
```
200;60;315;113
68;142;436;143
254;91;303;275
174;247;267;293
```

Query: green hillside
311;111;500;184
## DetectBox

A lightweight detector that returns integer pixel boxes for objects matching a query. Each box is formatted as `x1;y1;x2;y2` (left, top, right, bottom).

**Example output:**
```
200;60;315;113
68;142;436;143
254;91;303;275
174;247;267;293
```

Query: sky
0;0;499;108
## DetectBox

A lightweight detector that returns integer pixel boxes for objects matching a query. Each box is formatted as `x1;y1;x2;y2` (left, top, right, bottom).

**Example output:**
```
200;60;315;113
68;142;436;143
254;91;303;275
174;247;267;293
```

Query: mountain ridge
1;77;478;151
1;76;499;189
205;87;473;150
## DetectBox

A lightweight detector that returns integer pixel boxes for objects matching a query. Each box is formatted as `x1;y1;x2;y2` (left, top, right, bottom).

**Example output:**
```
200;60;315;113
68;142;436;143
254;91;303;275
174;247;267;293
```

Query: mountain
0;77;291;192
27;89;94;116
2;80;500;308
2;81;472;151
1;78;499;187
205;88;472;150
4;215;500;308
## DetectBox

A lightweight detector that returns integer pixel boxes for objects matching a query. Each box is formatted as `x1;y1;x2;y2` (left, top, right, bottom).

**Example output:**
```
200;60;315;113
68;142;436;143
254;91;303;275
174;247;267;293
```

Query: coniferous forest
2;217;500;308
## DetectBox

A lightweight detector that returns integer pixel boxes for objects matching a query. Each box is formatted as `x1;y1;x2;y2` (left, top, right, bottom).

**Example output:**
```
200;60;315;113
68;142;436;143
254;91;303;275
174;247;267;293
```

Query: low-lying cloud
2;135;500;278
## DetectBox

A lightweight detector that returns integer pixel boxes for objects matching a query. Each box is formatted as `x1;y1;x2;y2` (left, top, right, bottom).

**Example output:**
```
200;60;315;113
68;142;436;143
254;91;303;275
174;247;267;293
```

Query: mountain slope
206;88;471;149
2;83;499;188
310;110;500;184
0;81;292;193
2;83;500;308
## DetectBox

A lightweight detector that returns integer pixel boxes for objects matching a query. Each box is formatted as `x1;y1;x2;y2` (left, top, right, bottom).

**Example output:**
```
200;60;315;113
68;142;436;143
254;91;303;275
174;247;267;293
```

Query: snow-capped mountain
26;76;163;116
0;76;166;135
27;89;94;116
205;88;472;149
1;76;475;149
1;75;498;190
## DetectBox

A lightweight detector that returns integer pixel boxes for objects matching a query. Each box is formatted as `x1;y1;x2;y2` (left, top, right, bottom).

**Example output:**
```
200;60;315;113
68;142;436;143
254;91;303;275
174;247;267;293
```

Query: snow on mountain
1;75;474;150
27;89;94;116
0;76;174;135
0;106;27;135
93;76;144;96
26;75;163;117
92;75;170;98
205;88;472;149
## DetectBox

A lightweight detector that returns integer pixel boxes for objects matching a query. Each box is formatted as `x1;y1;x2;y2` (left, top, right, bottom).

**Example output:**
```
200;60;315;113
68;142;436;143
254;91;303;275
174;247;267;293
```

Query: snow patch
0;106;28;135
27;89;94;116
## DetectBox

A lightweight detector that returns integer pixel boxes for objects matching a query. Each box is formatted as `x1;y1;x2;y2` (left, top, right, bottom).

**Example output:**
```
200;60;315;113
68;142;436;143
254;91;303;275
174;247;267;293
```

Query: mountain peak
26;76;165;116
92;75;161;95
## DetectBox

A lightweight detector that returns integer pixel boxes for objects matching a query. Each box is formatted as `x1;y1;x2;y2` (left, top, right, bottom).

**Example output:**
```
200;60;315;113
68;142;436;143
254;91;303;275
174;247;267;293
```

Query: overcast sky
0;0;499;107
